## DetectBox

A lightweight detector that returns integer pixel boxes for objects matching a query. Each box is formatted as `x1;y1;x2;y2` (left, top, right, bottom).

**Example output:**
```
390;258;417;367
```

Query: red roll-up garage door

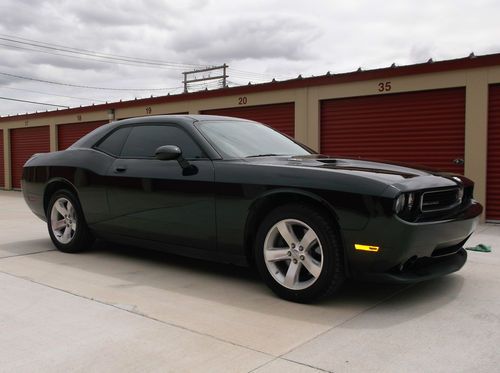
487;84;500;221
202;102;295;137
320;88;465;174
0;129;4;188
58;120;108;150
11;126;50;189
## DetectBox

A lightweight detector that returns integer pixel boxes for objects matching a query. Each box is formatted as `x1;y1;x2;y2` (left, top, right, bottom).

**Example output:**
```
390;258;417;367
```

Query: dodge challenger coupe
22;115;482;303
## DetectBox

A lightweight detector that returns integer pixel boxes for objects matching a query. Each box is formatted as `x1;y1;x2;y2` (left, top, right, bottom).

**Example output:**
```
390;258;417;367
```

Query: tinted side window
95;127;132;156
120;125;205;159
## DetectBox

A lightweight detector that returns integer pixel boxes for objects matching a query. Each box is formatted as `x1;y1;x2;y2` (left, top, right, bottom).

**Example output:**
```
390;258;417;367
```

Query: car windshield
196;120;314;158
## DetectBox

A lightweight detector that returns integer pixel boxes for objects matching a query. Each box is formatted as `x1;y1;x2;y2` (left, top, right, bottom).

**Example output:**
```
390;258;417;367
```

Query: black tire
47;189;94;253
254;203;344;303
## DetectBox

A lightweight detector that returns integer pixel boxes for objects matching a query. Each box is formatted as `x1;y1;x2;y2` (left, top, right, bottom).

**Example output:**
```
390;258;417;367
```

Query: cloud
170;15;321;63
0;75;12;87
66;0;179;28
409;44;436;63
0;0;500;115
0;0;48;32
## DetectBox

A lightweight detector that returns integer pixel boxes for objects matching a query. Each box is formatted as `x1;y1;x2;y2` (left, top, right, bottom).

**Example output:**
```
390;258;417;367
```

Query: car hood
243;154;465;196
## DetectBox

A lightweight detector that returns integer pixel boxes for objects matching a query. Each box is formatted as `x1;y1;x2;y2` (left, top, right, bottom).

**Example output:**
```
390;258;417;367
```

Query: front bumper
342;201;482;281
359;248;467;283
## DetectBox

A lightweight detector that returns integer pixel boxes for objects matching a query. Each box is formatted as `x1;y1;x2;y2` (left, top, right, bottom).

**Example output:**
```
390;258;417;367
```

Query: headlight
394;194;406;213
457;187;464;203
407;193;415;210
394;192;417;214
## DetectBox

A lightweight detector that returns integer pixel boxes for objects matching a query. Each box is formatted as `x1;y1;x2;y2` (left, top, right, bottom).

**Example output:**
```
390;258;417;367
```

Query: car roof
69;114;251;150
114;114;251;126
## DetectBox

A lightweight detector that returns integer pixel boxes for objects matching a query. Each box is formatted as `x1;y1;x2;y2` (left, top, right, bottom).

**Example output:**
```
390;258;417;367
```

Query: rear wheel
47;190;94;253
254;204;344;303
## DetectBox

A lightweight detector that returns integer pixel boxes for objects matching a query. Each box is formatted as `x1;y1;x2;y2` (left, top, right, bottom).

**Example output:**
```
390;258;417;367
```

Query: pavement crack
247;357;280;373
247;357;334;373
0;249;54;259
278;283;416;359
0;269;276;361
281;358;334;372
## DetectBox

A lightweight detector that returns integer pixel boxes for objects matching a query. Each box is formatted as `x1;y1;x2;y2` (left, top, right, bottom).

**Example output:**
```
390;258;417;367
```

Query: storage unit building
2;53;500;220
10;126;50;189
0;129;4;188
201;102;295;137
58;120;108;150
487;84;500;221
320;88;466;174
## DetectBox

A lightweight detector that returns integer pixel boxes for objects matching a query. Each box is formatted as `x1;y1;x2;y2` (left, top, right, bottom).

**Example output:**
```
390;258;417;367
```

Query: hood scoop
316;158;338;164
289;155;338;164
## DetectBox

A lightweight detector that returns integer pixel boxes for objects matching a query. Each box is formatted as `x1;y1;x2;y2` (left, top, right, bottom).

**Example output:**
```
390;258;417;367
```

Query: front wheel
254;204;344;303
47;190;94;253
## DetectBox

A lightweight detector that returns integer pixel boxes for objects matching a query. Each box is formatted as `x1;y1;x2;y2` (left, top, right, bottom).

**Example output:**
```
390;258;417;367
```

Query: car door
103;123;216;252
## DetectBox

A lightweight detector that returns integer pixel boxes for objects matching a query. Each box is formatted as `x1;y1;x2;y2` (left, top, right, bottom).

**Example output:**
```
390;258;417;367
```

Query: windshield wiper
246;153;281;158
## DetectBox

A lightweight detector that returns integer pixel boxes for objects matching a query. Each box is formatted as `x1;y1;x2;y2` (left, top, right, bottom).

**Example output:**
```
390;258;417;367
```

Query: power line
227;80;244;87
1;86;105;103
0;34;208;70
0;34;285;79
0;42;191;71
229;68;292;80
228;71;273;80
229;68;276;77
0;71;183;92
0;96;69;108
0;33;206;68
183;64;228;93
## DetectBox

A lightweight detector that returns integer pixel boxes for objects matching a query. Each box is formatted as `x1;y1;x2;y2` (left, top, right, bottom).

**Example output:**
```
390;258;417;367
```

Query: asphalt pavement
0;190;499;372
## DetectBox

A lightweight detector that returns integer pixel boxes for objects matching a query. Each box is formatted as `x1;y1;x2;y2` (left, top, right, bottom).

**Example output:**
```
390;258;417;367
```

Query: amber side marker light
354;244;380;252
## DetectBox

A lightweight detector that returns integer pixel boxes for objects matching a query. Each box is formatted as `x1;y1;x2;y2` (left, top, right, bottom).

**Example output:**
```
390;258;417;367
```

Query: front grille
420;188;461;212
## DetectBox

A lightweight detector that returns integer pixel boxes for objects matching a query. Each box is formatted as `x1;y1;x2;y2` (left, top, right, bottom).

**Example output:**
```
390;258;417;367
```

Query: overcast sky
0;0;499;116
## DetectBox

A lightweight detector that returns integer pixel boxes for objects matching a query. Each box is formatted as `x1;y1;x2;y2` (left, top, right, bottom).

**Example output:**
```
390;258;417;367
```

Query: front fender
248;187;339;220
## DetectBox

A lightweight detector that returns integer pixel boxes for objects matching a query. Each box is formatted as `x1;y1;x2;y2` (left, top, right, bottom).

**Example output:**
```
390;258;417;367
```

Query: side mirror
155;145;181;161
155;145;191;170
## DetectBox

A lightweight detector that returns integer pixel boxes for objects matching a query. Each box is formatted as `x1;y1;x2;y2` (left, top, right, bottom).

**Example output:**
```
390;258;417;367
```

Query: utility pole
182;64;228;93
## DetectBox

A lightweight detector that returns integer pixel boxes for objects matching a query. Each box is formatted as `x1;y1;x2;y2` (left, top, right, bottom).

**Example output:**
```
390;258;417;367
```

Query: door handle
453;158;464;166
114;166;127;173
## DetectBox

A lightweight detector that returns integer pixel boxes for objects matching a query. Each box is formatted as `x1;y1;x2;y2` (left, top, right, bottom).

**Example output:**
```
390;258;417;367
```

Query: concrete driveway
0;190;499;372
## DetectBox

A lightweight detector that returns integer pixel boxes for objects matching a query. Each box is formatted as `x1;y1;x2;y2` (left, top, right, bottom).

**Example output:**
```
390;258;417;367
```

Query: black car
22;115;482;303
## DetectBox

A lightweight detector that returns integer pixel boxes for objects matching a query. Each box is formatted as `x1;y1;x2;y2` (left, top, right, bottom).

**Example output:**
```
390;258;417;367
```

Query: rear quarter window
94;127;132;156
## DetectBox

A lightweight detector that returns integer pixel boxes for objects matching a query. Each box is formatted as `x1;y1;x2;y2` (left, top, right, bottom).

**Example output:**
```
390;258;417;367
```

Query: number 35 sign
378;81;391;92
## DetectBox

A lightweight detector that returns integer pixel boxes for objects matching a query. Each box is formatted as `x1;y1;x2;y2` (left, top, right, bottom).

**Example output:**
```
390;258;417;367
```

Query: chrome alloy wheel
50;197;77;244
263;219;324;290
